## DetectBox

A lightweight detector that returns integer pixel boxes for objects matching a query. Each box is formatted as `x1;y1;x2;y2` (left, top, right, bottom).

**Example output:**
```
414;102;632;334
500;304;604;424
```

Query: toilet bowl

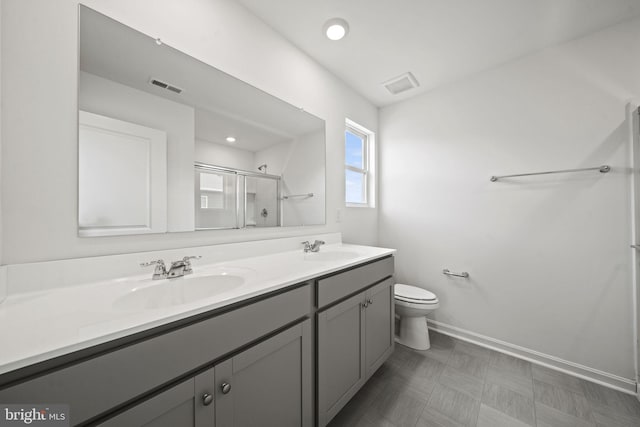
394;284;439;350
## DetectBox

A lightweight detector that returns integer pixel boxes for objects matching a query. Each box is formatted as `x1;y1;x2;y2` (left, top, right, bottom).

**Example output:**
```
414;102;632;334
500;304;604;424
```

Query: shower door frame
194;162;281;230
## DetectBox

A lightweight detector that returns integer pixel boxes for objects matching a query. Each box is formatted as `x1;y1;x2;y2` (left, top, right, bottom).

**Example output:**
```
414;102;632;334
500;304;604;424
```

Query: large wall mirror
78;5;326;236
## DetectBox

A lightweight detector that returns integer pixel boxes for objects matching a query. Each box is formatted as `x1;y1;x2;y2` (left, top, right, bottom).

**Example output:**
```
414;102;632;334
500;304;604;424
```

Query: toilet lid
395;284;437;303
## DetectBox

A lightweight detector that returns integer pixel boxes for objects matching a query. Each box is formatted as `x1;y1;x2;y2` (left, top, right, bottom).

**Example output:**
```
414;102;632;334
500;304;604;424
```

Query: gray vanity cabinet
98;368;215;427
0;256;395;427
99;319;311;427
316;257;395;427
0;284;312;425
365;278;395;376
317;292;367;426
215;319;312;427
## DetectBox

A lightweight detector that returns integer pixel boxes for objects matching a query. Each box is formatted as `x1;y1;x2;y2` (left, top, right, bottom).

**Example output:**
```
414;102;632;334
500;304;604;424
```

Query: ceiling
237;0;640;107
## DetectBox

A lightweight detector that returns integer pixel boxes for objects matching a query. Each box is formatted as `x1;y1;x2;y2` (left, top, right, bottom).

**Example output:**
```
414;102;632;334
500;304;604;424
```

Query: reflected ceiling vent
149;78;183;94
382;72;419;95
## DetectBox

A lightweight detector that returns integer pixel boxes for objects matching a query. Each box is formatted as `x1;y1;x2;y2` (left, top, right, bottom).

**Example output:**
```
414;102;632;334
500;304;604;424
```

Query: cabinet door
215;320;312;427
98;368;215;427
317;292;366;427
365;278;395;377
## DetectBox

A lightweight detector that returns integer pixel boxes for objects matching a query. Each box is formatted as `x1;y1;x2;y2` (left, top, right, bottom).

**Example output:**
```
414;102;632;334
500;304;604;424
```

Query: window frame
345;119;375;208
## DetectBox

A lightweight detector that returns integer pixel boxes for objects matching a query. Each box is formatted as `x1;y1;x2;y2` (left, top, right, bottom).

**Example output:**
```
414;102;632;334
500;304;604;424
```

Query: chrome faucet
302;240;325;253
140;259;168;280
312;240;326;252
141;256;201;280
167;256;202;278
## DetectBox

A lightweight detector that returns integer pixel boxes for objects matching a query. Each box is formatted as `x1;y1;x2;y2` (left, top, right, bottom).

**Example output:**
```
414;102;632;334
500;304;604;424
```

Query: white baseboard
428;319;638;396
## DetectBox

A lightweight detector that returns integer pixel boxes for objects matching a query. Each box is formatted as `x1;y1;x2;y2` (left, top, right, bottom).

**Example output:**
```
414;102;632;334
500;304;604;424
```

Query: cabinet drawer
0;284;311;425
317;257;393;308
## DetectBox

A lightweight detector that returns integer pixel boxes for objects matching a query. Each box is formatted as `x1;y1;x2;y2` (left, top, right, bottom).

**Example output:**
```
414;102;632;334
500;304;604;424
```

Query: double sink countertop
0;243;395;376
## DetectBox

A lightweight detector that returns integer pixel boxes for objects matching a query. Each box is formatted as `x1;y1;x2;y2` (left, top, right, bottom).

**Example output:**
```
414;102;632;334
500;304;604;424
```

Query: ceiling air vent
382;72;419;95
149;78;183;94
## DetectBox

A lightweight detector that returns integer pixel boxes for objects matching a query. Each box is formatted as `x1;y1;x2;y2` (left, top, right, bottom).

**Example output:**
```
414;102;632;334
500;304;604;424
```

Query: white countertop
0;243;394;376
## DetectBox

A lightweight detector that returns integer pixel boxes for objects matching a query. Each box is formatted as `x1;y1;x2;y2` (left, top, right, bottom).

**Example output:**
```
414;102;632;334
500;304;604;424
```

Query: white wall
379;19;640;381
1;0;378;264
254;140;291;177
195;139;255;172
79;72;194;232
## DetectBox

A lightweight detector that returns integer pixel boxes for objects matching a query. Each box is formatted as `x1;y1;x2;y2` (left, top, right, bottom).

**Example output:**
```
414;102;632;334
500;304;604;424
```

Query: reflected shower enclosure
195;163;281;229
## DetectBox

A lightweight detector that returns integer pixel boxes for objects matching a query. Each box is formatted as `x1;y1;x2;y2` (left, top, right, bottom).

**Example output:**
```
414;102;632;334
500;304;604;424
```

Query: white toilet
394;284;440;350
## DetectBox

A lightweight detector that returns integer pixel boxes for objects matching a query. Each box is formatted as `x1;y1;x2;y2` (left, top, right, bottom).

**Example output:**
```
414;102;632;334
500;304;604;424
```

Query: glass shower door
245;175;280;227
195;169;238;229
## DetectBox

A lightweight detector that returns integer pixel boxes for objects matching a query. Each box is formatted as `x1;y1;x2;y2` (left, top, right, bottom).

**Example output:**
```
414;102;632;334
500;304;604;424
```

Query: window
345;119;375;207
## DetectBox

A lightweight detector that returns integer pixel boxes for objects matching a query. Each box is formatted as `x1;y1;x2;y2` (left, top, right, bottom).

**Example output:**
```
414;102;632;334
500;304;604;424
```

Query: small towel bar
443;269;469;278
282;193;314;200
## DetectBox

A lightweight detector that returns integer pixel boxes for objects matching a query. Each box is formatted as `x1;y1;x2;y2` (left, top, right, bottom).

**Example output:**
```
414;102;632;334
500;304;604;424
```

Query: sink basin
303;251;360;261
114;267;254;310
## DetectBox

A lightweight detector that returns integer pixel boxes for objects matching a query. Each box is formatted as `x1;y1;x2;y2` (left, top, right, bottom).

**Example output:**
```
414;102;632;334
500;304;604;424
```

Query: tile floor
327;331;640;427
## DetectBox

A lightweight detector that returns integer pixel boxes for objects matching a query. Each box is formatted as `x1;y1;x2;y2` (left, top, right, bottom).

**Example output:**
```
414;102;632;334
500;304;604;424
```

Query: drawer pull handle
221;382;231;394
202;393;213;406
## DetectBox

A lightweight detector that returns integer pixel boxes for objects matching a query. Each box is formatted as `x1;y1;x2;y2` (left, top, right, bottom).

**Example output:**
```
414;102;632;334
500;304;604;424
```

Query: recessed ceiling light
225;136;236;143
324;18;349;41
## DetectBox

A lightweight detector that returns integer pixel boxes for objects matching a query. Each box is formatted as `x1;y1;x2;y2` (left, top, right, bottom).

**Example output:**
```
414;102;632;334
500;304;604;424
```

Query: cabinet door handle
361;301;368;309
202;393;213;406
367;298;373;306
220;382;231;394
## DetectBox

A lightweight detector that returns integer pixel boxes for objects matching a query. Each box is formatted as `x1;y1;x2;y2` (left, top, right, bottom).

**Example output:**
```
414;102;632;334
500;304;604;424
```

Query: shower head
258;164;267;173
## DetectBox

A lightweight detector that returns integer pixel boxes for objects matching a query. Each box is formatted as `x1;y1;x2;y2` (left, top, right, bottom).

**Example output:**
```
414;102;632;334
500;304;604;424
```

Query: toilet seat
394;284;438;305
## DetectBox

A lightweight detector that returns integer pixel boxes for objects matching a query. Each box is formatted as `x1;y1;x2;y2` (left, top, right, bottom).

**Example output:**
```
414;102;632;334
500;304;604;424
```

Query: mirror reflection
195;164;281;230
78;6;325;236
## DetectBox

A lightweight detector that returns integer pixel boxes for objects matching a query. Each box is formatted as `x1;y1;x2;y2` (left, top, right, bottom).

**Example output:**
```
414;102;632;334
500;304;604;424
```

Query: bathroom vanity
317;257;394;426
0;240;394;426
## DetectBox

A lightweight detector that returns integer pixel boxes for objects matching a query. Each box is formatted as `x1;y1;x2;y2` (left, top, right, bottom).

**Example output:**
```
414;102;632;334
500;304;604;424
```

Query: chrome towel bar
443;269;469;278
490;165;610;182
282;193;314;200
